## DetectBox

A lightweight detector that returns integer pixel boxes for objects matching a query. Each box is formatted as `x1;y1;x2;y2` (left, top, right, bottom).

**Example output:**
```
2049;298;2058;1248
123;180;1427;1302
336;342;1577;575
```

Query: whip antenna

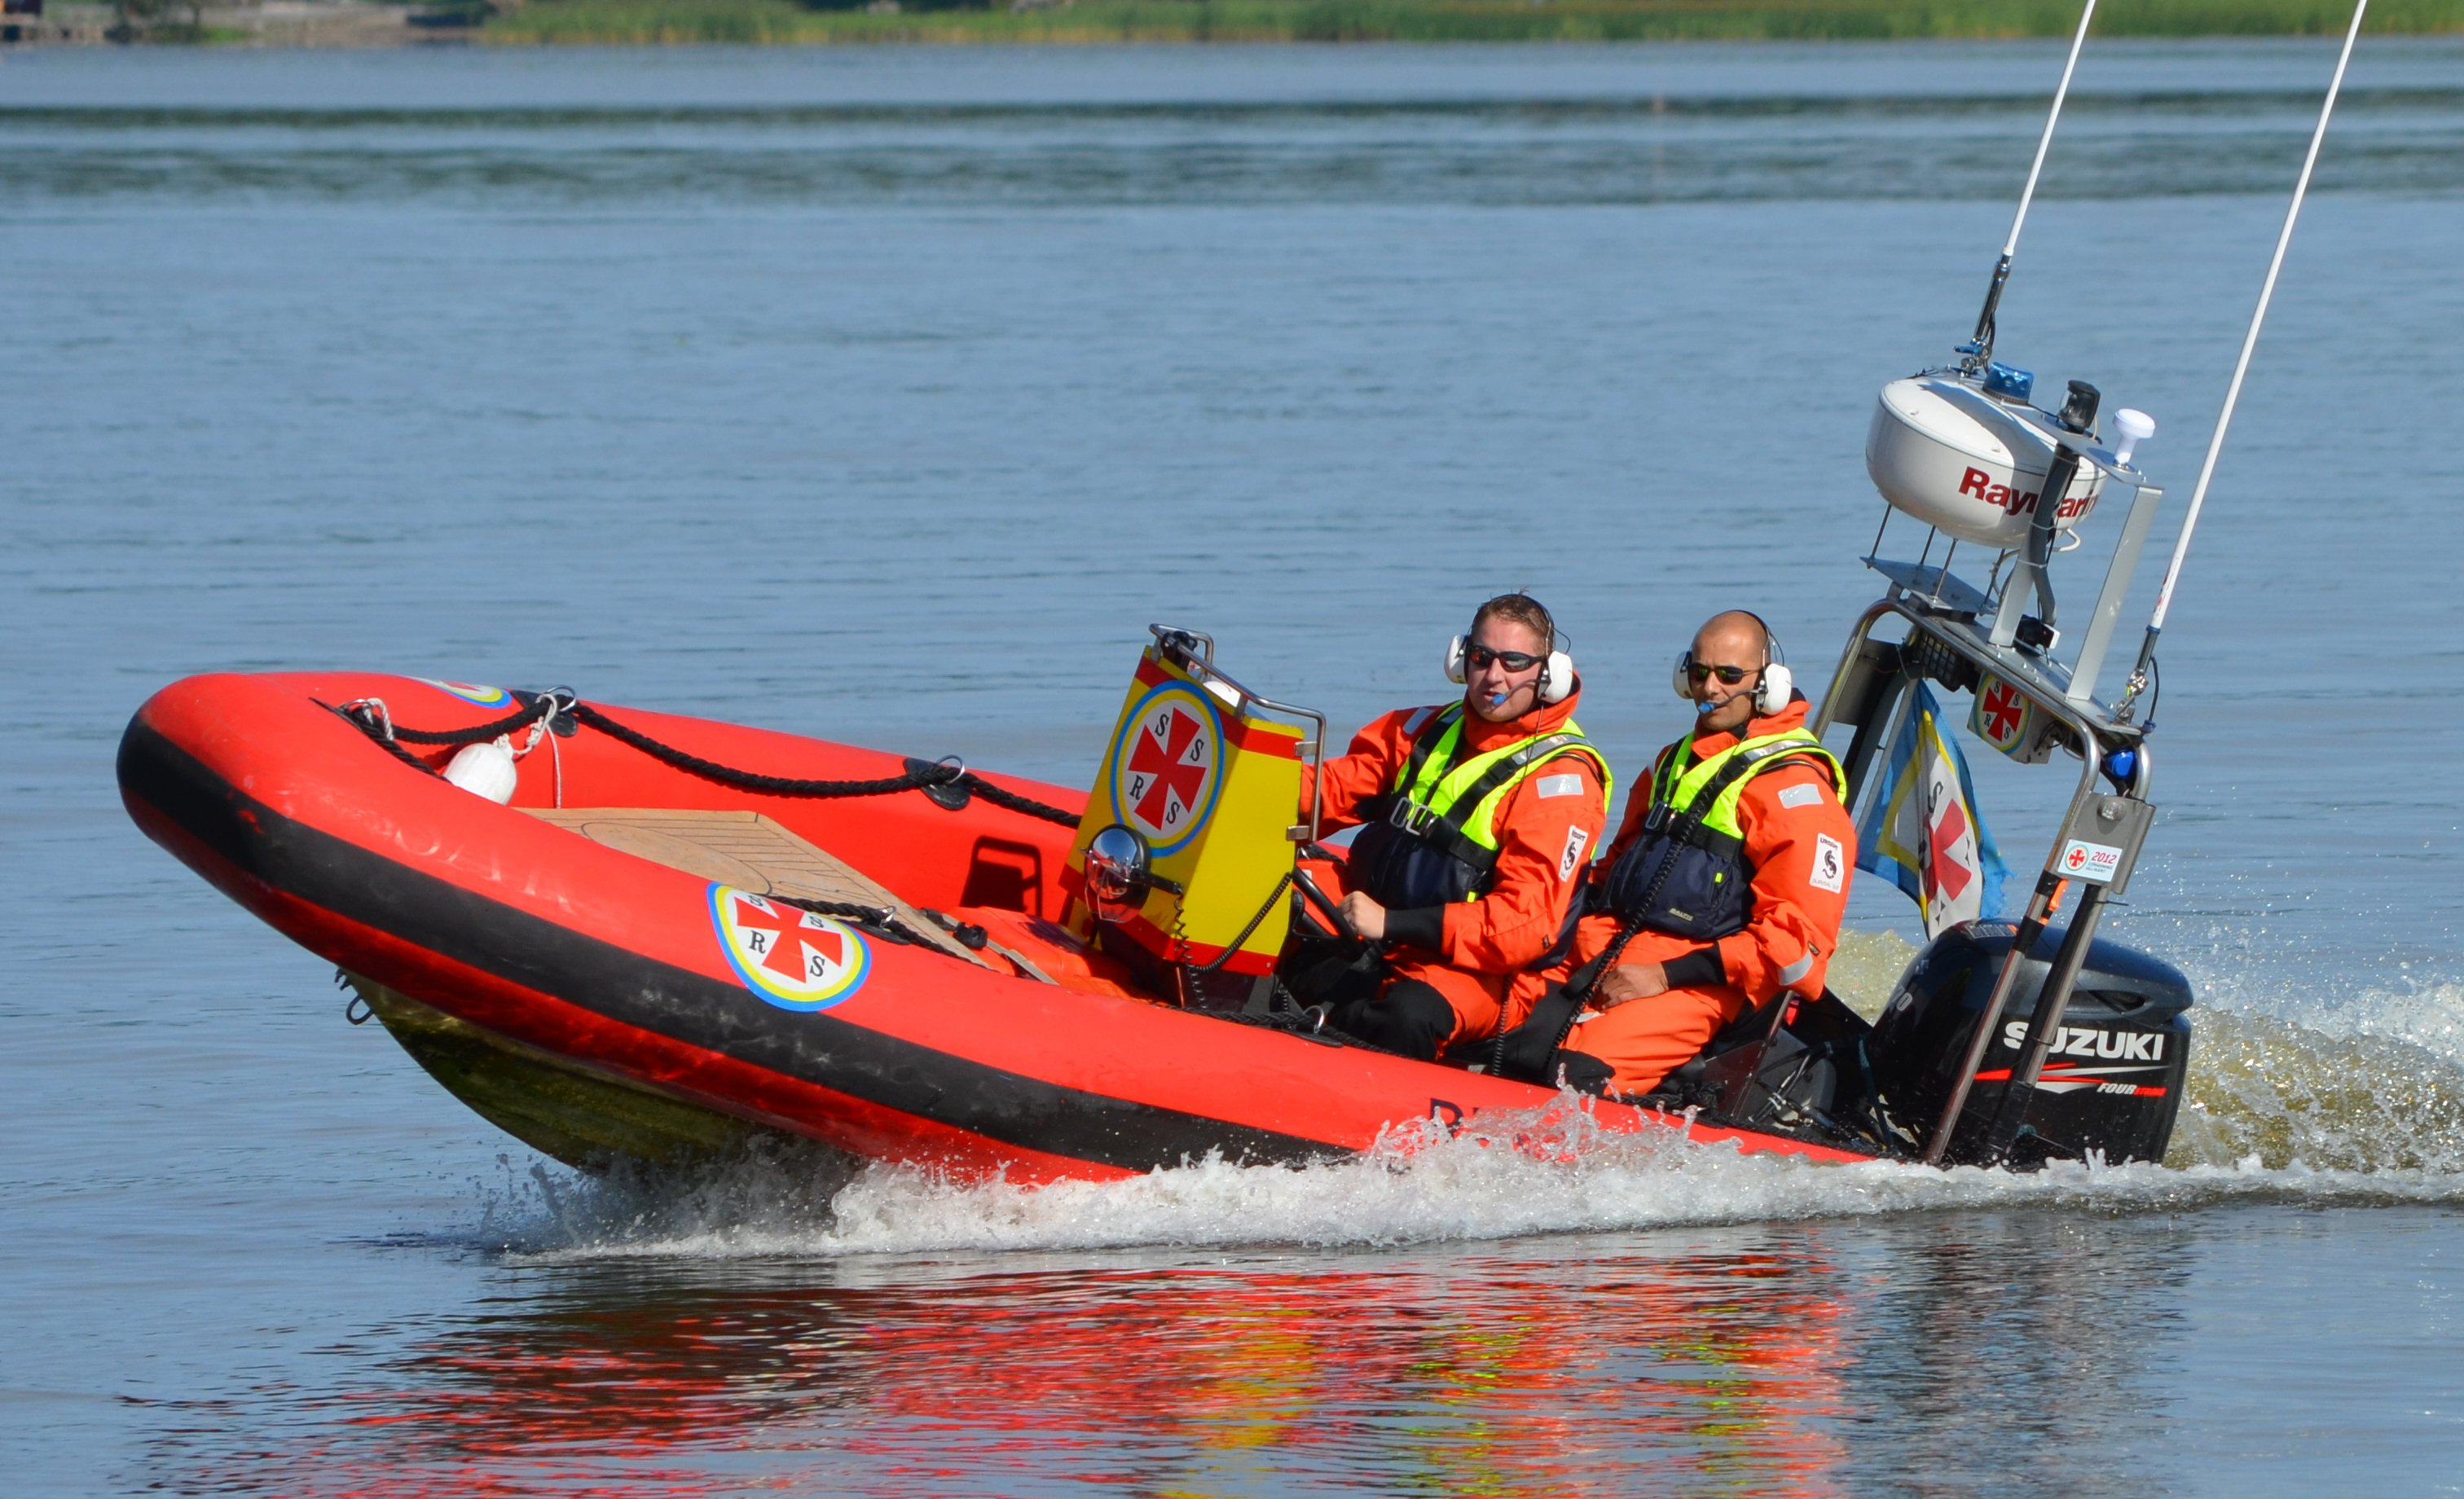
1961;0;2100;371
2119;0;2369;718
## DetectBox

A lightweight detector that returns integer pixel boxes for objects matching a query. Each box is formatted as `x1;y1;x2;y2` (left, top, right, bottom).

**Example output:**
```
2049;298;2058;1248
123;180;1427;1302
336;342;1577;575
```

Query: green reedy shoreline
482;0;2464;46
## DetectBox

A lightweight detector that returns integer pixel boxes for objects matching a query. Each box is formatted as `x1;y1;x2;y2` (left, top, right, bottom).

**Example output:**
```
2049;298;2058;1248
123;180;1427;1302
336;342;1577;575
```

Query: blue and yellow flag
1855;683;2009;938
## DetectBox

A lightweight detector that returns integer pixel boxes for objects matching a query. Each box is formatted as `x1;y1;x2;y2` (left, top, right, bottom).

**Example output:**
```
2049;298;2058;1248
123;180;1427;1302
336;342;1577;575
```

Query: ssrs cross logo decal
1973;676;2030;751
709;885;870;1012
1111;682;1225;854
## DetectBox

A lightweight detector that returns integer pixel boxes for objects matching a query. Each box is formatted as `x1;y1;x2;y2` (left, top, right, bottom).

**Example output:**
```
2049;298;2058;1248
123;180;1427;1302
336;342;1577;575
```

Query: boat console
1063;626;1327;1012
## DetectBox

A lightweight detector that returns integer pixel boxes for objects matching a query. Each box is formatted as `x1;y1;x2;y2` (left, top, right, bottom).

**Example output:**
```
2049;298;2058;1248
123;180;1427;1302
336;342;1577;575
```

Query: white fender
443;736;519;804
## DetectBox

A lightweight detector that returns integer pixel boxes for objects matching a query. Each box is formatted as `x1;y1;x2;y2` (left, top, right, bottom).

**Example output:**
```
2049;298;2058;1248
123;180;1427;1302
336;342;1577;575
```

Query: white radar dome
1866;376;2104;551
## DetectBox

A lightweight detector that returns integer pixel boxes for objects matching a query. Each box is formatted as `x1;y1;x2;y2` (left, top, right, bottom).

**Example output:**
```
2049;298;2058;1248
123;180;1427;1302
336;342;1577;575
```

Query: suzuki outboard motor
1869;921;2193;1167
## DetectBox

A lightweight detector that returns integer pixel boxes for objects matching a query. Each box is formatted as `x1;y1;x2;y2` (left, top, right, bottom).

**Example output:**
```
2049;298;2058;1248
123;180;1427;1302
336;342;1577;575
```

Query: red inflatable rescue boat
117;666;1872;1181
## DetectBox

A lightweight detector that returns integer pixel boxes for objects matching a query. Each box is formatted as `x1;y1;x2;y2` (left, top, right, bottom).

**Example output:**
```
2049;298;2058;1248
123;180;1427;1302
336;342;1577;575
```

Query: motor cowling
1868;921;2193;1167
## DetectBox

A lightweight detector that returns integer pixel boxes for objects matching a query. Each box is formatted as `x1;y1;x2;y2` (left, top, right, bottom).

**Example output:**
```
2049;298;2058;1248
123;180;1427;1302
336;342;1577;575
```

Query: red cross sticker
1125;706;1210;831
1978;680;2027;745
1926;797;1974;903
731;893;844;982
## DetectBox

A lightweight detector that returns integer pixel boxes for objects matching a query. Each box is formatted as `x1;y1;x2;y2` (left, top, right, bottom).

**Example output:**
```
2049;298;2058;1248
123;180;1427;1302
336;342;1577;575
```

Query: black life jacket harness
1344;702;1611;913
1595;731;1846;944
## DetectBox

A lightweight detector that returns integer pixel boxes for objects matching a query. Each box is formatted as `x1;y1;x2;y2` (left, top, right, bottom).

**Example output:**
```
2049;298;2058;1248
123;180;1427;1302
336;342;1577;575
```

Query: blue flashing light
1982;361;2035;402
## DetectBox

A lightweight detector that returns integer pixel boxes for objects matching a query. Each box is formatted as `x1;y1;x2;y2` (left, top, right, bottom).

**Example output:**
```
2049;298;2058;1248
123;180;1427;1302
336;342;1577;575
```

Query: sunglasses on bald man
1686;660;1759;686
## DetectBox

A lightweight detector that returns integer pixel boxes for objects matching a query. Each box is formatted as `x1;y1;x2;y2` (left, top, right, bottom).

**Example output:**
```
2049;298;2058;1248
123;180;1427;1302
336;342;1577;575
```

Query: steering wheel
1289;864;1357;944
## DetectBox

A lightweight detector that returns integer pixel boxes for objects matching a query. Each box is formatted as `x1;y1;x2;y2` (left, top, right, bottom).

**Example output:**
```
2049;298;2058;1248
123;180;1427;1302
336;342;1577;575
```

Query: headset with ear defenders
1447;625;1576;706
1672;613;1794;715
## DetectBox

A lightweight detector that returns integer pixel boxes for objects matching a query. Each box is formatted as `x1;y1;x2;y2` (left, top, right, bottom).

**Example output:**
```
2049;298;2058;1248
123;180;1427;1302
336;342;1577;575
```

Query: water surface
5;40;2462;1496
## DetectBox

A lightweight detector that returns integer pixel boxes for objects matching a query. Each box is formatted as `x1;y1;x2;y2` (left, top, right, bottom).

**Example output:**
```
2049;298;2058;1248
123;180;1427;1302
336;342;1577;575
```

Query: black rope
369;731;442;774
764;893;938;949
331;689;1085;825
388;697;557;746
1183;873;1294;978
569;703;1082;826
767;895;1004;965
328;702;446;775
955;775;1082;828
573;703;958;798
768;895;897;925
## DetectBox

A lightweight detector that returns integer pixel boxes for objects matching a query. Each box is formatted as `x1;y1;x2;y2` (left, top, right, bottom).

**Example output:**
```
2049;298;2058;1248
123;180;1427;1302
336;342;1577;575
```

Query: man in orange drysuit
1292;593;1613;1061
1498;609;1854;1097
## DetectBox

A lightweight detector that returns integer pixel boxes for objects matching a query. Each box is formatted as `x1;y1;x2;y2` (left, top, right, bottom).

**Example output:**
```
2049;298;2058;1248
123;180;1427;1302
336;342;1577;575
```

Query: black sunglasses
1465;646;1545;672
1686;660;1757;686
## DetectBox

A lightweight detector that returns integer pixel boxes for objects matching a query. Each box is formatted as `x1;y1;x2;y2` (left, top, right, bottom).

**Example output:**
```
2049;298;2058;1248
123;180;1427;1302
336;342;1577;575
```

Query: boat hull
354;977;786;1169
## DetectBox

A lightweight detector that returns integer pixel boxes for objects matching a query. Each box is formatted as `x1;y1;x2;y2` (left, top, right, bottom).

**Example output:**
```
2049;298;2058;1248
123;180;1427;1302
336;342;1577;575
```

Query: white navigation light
1865;376;2105;550
2111;407;2156;467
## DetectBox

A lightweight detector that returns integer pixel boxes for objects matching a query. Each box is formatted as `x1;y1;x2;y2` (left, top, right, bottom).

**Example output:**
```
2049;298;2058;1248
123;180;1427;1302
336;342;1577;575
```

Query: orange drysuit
1543;700;1855;1097
1300;685;1610;1048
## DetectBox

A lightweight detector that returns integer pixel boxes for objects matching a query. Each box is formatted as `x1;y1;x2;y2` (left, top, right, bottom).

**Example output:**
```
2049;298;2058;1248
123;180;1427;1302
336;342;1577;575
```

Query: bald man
1500;610;1856;1098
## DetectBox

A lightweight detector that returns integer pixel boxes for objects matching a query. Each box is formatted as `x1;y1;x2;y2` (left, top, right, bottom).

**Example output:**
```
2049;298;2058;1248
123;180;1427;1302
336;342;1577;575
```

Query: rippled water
7;40;2464;1496
11;42;2464;205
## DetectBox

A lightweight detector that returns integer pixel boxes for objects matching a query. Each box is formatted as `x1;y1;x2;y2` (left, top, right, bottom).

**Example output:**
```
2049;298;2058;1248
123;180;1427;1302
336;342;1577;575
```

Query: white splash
491;1107;2464;1266
475;930;2464;1264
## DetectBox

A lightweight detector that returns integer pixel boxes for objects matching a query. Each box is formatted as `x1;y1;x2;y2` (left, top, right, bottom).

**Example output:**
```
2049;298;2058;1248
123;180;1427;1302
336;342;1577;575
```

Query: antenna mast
2117;0;2370;719
1961;0;2100;372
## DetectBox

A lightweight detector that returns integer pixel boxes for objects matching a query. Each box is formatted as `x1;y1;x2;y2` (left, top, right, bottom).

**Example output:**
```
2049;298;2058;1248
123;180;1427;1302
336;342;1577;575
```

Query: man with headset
1292;593;1613;1061
1498;609;1855;1097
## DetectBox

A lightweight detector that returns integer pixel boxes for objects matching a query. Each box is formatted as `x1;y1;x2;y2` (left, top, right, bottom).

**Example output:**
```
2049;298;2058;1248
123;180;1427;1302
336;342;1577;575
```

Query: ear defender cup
1672;652;1696;701
1538;650;1576;705
1754;621;1791;712
1755;662;1796;714
1445;635;1468;685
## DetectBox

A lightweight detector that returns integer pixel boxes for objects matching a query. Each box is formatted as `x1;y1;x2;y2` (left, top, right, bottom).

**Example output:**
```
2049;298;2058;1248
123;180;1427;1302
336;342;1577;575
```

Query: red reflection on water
155;1243;1853;1497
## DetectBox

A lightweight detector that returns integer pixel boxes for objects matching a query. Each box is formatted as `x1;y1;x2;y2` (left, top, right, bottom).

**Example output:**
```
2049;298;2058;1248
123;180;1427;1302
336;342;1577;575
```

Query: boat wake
2174;977;2464;1174
484;934;2464;1265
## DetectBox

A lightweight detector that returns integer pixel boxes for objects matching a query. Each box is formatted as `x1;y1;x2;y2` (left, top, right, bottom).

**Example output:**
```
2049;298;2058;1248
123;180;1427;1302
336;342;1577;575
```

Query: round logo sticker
1110;682;1224;855
1974;678;2030;751
708;884;870;1012
418;678;515;710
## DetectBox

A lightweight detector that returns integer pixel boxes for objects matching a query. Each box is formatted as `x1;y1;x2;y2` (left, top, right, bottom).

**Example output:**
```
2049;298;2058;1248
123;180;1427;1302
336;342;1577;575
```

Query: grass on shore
482;0;2464;46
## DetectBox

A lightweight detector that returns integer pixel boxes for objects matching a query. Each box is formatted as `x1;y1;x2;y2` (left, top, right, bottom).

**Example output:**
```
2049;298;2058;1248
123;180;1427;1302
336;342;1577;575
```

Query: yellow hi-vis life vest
1648;728;1847;842
1346;702;1614;909
1599;727;1846;942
